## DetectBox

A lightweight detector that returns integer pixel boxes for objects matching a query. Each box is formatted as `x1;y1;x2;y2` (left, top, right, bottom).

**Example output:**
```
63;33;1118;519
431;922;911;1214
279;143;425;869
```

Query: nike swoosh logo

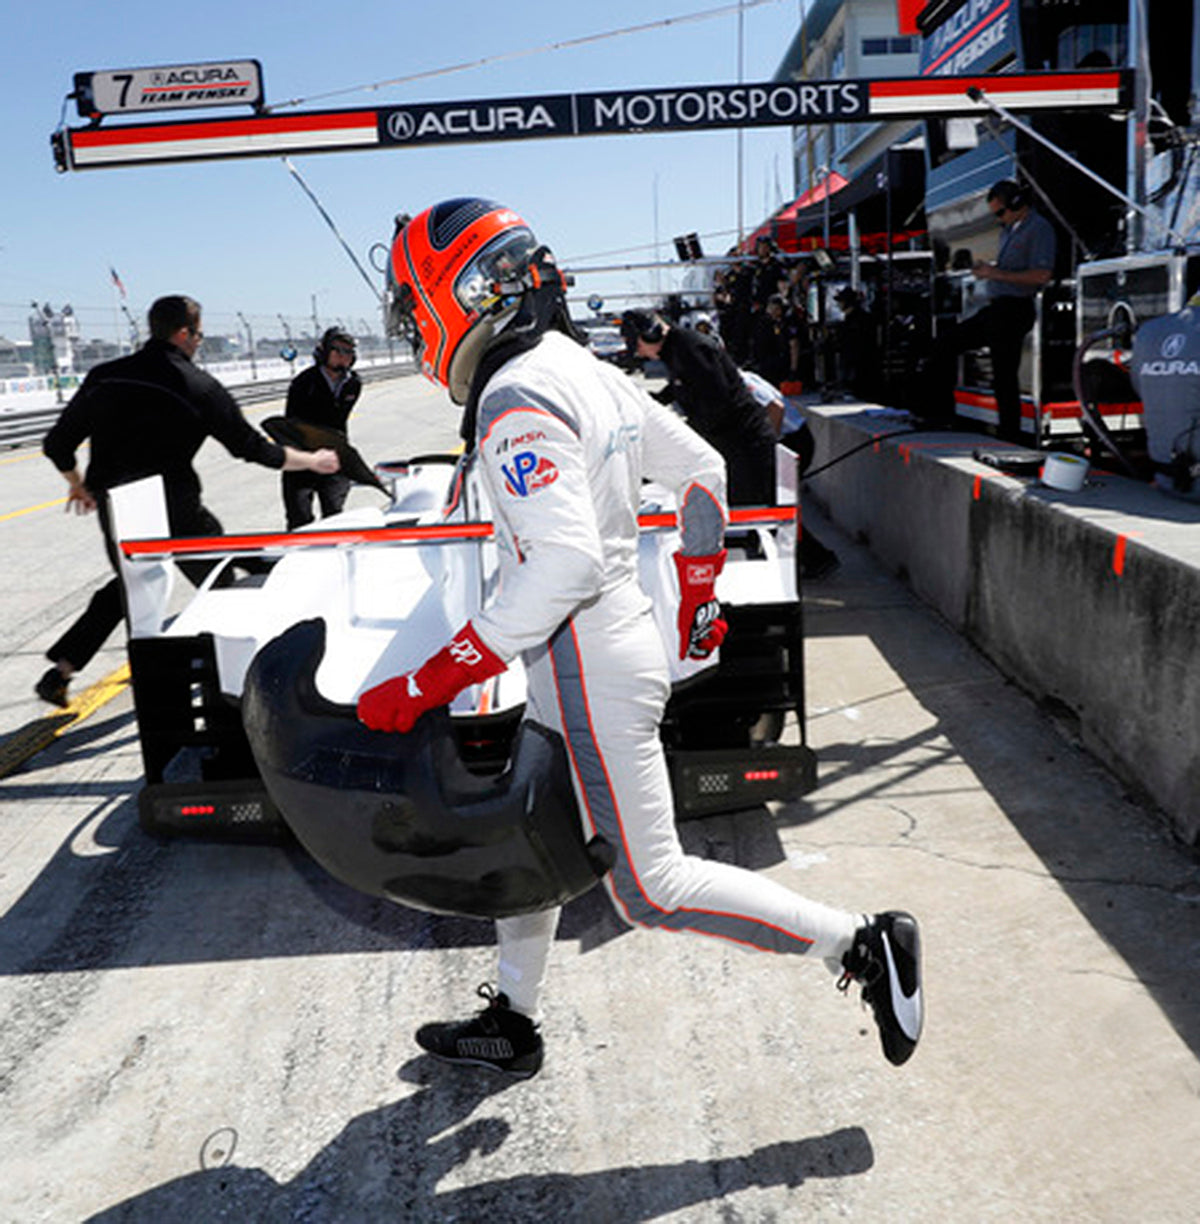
883;935;923;1040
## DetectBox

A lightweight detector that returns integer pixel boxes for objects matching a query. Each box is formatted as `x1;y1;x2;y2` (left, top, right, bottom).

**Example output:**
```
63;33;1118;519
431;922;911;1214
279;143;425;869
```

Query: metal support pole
1126;0;1148;252
736;0;745;244
885;152;894;397
966;85;1188;246
237;311;258;381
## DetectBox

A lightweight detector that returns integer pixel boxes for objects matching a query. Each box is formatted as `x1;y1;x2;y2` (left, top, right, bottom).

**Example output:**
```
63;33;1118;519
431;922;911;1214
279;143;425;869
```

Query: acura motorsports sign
379;81;868;146
53;71;1127;171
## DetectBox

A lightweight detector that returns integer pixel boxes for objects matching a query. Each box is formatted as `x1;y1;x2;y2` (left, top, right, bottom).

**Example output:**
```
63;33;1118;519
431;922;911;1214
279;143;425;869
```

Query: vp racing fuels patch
501;450;560;497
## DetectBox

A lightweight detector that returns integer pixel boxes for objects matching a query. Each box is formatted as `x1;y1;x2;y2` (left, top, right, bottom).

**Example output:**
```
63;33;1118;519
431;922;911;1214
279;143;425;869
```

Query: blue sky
1;0;807;345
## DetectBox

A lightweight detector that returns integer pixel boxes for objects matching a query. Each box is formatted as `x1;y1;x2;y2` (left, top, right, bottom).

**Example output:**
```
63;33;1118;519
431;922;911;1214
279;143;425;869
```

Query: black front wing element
129;601;817;842
240;618;613;919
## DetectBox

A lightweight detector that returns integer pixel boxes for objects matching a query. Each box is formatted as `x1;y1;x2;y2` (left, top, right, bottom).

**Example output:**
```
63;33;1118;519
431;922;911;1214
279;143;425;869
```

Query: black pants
717;436;777;508
47;499;222;673
282;471;351;531
934;297;1036;441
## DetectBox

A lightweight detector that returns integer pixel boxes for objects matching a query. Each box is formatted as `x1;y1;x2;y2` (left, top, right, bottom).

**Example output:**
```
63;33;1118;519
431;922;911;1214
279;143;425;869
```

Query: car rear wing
118;505;797;562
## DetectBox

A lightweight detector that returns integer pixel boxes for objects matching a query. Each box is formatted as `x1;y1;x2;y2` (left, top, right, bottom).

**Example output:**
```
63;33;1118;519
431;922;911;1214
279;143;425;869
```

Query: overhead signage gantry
52;62;1128;172
71;59;264;120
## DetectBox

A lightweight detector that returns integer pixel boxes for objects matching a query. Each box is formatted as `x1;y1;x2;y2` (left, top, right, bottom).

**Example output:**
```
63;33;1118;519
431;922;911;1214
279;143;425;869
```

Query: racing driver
357;198;923;1075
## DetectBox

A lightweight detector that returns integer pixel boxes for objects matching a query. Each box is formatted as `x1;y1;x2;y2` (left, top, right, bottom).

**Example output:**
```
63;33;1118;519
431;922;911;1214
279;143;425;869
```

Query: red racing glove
356;622;506;734
672;549;728;661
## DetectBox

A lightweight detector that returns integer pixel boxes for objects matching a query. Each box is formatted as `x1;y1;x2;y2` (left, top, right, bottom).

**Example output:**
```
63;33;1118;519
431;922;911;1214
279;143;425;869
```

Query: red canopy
785;171;849;213
743;148;927;254
740;171;849;252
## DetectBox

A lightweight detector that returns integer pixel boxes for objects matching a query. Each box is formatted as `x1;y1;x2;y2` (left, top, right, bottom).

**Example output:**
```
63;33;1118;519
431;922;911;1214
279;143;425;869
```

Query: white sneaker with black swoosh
838;911;923;1066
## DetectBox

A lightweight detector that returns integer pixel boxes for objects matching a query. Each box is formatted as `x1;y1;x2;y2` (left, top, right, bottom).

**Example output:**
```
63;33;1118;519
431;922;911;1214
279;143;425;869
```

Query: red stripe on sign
72;110;377;149
973;474;982;500
923;2;1013;75
870;70;1121;99
140;79;252;96
923;0;1012;75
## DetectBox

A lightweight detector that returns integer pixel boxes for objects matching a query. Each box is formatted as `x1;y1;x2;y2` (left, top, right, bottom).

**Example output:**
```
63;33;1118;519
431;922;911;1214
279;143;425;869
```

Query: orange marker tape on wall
1113;535;1128;576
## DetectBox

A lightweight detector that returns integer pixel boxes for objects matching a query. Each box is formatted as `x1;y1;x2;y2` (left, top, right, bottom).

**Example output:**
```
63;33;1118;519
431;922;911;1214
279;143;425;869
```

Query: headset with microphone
990;179;1027;212
619;309;666;352
314;327;357;366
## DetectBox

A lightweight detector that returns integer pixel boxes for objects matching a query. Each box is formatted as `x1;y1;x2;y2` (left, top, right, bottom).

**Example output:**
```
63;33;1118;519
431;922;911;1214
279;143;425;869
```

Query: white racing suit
470;332;857;1015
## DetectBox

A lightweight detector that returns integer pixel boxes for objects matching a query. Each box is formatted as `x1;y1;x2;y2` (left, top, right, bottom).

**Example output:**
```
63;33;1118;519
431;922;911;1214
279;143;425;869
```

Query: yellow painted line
0;663;131;780
2;434;87;516
0;497;68;523
69;662;132;719
0;449;45;467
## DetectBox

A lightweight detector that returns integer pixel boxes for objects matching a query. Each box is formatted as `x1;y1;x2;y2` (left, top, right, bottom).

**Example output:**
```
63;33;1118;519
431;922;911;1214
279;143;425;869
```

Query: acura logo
385;103;558;140
387;111;416;141
1162;332;1187;359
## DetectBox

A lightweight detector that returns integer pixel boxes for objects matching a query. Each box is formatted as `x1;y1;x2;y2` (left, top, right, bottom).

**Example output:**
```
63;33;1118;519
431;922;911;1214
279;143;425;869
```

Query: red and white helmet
386;198;540;403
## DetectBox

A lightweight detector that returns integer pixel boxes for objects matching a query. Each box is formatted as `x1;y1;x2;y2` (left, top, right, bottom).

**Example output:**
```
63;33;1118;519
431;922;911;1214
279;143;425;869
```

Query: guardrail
0;360;416;451
0;409;62;450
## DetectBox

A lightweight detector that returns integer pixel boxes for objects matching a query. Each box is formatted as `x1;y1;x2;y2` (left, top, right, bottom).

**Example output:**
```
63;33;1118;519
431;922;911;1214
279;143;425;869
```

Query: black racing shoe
838;912;923;1066
35;667;70;709
415;984;544;1079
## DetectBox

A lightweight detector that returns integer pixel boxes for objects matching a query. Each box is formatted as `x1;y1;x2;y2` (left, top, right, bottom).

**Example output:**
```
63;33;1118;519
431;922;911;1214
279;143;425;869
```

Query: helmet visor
453;227;539;315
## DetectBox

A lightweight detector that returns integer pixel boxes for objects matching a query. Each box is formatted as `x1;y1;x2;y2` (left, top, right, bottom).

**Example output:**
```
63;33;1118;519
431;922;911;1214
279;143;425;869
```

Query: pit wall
801;404;1200;848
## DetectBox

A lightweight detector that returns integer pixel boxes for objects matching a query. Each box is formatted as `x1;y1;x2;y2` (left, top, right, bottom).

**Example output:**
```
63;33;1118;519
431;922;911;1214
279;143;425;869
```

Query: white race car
114;446;815;914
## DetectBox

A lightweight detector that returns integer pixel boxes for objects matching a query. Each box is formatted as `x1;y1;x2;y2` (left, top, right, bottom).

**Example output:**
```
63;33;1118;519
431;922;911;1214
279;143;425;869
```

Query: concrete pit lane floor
0;374;1198;1222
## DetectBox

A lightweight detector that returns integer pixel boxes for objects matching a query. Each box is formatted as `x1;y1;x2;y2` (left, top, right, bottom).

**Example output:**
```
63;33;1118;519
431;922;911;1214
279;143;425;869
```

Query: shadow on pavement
799;576;1200;1063
0;756;788;977
83;1061;872;1222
